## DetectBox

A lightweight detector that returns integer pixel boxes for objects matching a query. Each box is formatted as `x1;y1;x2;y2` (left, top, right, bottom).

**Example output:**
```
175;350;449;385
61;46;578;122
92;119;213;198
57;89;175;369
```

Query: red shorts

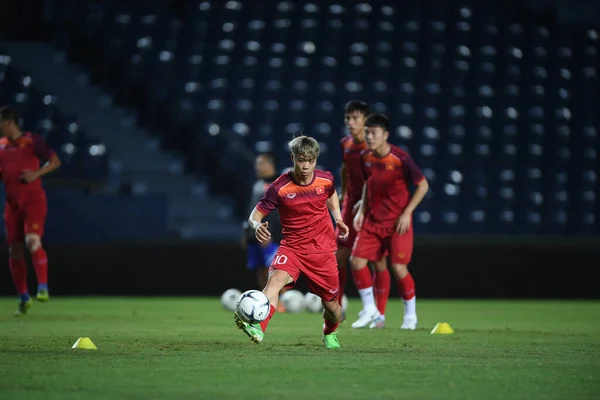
336;207;358;249
352;219;414;265
4;195;47;245
269;246;340;302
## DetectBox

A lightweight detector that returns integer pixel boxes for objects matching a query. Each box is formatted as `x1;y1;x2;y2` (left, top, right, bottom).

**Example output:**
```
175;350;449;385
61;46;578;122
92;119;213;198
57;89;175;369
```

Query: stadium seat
51;0;598;235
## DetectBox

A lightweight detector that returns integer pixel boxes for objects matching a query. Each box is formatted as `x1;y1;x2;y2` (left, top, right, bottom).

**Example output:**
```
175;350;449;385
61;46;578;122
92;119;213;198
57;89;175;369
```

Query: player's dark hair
365;113;389;132
258;152;277;168
0;106;19;124
344;100;370;116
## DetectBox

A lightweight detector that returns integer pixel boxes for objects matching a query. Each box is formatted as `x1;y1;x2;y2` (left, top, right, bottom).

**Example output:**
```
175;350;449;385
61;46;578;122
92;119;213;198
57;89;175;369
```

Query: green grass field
0;297;599;400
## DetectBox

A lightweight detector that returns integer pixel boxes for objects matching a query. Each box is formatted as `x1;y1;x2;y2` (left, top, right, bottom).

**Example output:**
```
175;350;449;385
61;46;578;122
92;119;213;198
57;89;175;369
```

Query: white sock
358;287;378;312
404;296;416;317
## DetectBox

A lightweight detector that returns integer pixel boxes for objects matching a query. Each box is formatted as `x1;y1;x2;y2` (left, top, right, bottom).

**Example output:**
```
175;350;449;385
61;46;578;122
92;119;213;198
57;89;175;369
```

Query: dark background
0;0;598;300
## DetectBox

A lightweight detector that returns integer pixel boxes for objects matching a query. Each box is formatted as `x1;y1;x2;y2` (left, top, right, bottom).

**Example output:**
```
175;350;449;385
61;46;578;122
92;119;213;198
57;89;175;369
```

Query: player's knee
373;260;387;272
9;243;25;259
267;269;292;288
349;255;366;270
25;234;42;252
391;263;409;279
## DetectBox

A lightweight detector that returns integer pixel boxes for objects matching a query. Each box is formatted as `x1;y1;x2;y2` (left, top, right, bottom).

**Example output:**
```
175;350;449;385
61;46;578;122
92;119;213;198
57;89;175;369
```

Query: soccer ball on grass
220;288;242;312
280;289;305;313
304;292;323;313
236;290;271;324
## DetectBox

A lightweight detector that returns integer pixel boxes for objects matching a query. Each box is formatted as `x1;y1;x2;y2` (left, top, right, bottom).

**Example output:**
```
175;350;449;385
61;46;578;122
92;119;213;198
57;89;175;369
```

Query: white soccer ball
236;290;271;324
280;290;306;313
221;288;242;312
304;292;323;313
342;294;349;312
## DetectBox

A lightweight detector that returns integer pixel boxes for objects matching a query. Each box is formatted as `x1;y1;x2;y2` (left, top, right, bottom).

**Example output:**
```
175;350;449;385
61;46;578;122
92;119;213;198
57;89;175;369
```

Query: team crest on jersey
386;164;395;170
316;187;324;195
286;193;296;199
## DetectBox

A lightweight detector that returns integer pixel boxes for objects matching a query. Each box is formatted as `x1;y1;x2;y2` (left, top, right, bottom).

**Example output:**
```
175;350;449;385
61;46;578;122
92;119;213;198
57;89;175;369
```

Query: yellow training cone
430;322;455;334
72;337;98;349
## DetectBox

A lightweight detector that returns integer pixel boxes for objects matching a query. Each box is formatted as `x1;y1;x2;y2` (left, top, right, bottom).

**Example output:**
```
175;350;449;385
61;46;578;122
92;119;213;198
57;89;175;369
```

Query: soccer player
235;135;349;349
350;113;429;330
241;152;286;312
337;100;389;327
0;106;61;316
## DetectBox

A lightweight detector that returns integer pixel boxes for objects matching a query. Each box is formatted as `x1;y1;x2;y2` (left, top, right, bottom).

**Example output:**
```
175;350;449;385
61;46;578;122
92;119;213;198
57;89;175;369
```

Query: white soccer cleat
401;315;418;330
369;315;386;329
351;308;381;329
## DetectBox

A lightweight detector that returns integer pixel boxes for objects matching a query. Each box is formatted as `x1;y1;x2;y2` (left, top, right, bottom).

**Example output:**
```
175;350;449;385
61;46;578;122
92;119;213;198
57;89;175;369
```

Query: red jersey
256;169;337;253
361;145;424;226
340;135;368;207
0;132;55;205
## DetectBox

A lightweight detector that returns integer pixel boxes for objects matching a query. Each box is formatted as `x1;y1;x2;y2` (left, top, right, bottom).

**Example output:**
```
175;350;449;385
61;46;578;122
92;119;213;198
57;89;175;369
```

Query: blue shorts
247;242;279;270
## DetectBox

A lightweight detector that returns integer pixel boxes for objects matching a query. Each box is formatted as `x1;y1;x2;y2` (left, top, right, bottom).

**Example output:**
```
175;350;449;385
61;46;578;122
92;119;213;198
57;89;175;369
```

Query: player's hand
353;211;364;232
396;212;412;234
255;221;271;243
20;170;39;183
335;218;349;239
352;200;363;215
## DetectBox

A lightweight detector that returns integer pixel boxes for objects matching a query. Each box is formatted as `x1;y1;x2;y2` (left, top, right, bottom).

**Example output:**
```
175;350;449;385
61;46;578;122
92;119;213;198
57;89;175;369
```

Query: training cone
72;337;97;350
430;322;455;334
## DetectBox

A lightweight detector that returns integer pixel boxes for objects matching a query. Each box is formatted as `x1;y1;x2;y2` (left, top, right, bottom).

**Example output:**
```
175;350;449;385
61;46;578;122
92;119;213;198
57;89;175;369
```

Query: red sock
9;258;28;295
397;272;416;300
31;248;48;285
374;269;391;315
338;266;347;306
351;266;373;290
323;319;339;335
259;304;276;332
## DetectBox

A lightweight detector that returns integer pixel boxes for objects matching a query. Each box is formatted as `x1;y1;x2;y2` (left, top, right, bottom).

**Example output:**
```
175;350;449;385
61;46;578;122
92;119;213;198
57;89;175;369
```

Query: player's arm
404;178;429;215
36;153;61;178
327;187;349;239
396;156;429;233
249;183;279;243
340;162;347;202
326;190;343;222
24;134;61;182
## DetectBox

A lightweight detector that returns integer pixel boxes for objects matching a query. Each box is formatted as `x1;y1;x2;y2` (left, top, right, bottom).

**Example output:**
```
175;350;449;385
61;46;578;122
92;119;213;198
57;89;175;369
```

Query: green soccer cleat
14;299;32;317
323;331;341;349
234;312;264;344
36;289;49;302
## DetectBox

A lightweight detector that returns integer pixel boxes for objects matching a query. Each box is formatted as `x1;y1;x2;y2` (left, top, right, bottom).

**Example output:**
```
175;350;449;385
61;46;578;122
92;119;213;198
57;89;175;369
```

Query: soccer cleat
234;312;264;343
323;331;341;349
401;315;418;330
351;308;381;329
369;315;386;329
14;299;32;316
36;289;49;302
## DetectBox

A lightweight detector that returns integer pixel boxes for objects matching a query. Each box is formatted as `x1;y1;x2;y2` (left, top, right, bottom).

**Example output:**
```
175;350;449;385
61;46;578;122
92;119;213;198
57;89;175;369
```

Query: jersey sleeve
402;154;425;185
327;172;336;197
256;183;279;216
32;133;55;161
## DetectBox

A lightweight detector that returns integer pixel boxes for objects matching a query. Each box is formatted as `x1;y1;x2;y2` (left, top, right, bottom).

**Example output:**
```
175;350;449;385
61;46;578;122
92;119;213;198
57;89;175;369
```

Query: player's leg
349;224;384;328
304;252;342;349
5;205;31;315
335;245;351;321
262;242;287;312
390;226;417;330
23;197;49;301
370;257;390;329
234;248;298;343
